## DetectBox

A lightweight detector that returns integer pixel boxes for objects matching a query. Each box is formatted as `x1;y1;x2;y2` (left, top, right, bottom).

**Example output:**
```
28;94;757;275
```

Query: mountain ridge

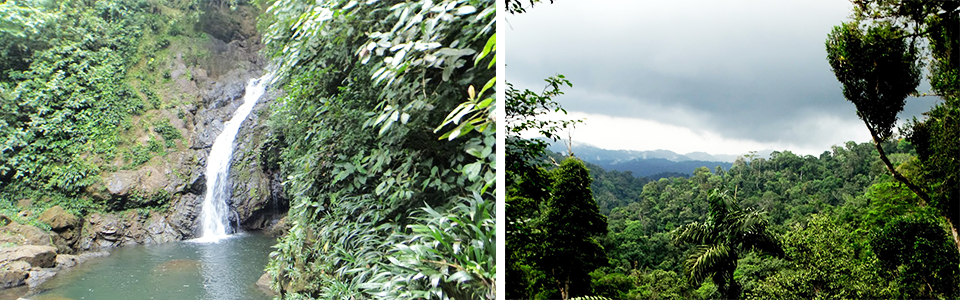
545;139;752;179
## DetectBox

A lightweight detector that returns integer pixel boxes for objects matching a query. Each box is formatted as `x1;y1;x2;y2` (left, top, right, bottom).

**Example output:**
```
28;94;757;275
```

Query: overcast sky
506;0;939;156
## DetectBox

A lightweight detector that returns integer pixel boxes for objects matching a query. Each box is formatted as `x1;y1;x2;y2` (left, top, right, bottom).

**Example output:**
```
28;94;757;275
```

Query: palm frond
708;189;729;224
684;243;732;285
673;221;711;245
744;230;784;258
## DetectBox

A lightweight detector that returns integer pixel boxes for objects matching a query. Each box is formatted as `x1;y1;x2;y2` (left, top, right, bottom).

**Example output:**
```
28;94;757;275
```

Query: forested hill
583;139;959;299
517;137;958;299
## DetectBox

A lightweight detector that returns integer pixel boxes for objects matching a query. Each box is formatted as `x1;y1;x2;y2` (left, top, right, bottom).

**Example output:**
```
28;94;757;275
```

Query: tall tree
506;74;583;299
673;188;782;300
825;21;924;201
827;0;960;251
541;157;608;300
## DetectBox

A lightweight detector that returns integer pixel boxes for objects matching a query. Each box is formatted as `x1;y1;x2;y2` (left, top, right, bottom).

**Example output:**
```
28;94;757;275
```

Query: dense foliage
0;0;202;217
258;0;495;298
543;139;955;299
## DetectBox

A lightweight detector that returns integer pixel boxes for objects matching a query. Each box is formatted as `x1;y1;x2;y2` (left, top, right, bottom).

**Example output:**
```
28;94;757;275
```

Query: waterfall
196;74;270;243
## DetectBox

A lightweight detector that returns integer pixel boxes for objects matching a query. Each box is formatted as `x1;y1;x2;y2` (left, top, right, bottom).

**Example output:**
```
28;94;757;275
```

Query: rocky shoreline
0;206;110;292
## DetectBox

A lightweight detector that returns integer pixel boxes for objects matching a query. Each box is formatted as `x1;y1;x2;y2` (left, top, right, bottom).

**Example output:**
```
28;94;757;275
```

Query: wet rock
256;272;275;295
230;93;287;231
0;246;57;268
264;216;290;237
142;215;181;244
77;211;183;251
166;193;202;238
25;268;56;287
0;261;29;289
202;79;247;110
188;169;206;194
190;113;224;149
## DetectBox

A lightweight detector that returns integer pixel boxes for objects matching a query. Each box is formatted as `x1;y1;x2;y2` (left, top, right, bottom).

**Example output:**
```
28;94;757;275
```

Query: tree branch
864;122;931;206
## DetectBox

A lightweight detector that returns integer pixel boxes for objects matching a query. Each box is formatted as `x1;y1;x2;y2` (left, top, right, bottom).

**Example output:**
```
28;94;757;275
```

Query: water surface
26;233;276;300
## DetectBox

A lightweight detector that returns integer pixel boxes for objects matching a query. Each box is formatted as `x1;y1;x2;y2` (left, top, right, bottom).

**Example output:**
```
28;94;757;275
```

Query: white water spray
196;74;270;243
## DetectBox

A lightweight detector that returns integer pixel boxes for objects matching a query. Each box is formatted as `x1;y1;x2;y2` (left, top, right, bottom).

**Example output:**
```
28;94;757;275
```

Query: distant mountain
544;140;740;179
545;139;759;162
602;158;732;179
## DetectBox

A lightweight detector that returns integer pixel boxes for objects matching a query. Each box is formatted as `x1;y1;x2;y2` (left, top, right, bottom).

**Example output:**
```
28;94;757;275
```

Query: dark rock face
166;193;202;238
229;92;288;231
196;3;259;45
77;212;182;251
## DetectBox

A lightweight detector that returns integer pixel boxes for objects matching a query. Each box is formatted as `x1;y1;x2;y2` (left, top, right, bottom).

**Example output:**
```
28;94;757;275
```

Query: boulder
106;170;139;196
38;206;80;232
25;268;56;287
54;254;78;269
0;245;57;268
38;206;83;254
0;260;29;289
256;272;275;295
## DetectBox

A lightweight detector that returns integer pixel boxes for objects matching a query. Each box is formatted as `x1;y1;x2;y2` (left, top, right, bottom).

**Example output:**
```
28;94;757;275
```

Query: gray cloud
506;0;933;151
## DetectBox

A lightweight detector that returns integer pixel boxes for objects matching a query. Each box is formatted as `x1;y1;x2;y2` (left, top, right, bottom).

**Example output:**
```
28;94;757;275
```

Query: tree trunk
865;125;931;205
865;124;960;252
560;277;570;300
945;217;960;254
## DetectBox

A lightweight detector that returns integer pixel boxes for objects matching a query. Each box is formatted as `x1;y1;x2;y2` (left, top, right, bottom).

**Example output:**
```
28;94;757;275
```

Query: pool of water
22;233;277;300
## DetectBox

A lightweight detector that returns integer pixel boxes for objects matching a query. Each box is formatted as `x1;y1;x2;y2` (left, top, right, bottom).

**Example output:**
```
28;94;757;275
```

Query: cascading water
196;74;270;243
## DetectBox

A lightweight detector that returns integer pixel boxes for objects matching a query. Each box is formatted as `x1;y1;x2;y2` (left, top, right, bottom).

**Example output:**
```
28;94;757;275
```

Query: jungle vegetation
257;0;496;298
507;1;958;299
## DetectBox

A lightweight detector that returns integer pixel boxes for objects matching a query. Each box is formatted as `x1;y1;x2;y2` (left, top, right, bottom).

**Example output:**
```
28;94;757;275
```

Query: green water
25;233;276;300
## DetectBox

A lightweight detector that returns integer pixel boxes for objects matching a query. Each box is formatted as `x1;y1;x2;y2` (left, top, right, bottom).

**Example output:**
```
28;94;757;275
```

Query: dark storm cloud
506;0;932;150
